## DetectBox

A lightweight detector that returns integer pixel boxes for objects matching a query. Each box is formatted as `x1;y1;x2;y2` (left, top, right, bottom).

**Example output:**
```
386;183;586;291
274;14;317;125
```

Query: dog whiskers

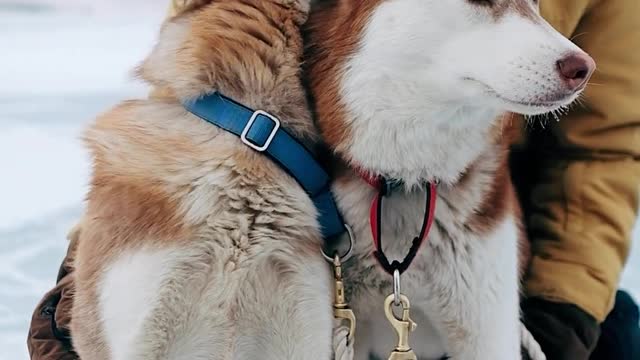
586;81;605;87
570;32;589;41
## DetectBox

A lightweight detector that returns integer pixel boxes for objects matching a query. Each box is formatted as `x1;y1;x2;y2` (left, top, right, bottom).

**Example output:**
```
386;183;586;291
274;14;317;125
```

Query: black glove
521;297;601;360
590;290;640;360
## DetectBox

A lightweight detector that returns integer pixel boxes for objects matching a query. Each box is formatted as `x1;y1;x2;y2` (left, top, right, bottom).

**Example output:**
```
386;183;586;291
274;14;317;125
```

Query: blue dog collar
183;92;348;246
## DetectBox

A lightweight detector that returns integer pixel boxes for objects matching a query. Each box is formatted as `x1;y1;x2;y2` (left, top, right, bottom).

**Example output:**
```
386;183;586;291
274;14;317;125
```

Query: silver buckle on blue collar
240;110;281;152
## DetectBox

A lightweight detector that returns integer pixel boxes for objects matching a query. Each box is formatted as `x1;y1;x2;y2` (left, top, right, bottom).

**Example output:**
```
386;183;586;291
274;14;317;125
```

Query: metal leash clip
332;253;356;345
385;270;417;360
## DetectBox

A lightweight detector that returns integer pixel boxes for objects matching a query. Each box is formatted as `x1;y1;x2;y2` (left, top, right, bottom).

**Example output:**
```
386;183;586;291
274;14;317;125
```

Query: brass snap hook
333;254;356;345
384;293;417;360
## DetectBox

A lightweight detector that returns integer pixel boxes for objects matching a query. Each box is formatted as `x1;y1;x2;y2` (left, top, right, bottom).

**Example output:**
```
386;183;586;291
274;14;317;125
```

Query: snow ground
0;2;637;359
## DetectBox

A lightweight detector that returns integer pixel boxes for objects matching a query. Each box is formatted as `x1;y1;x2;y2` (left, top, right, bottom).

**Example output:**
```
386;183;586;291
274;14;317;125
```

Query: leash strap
183;92;346;242
361;173;437;276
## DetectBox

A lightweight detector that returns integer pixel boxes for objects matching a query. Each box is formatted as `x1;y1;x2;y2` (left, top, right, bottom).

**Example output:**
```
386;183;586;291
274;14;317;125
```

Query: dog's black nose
557;52;596;91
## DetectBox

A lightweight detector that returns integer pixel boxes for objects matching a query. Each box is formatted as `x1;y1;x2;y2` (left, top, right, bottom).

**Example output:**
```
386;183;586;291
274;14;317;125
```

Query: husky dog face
347;0;594;114
306;0;595;184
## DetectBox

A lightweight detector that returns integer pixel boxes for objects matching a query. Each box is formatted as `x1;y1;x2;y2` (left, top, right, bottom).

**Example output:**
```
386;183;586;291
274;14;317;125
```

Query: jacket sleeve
522;0;640;322
27;224;80;360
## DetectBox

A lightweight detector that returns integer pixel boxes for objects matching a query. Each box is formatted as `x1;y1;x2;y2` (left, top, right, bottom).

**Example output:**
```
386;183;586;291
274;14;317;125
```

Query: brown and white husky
304;0;594;359
70;1;337;359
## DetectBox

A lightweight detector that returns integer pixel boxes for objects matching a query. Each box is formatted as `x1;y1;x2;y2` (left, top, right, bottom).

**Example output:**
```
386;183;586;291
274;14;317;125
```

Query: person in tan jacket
27;0;640;359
